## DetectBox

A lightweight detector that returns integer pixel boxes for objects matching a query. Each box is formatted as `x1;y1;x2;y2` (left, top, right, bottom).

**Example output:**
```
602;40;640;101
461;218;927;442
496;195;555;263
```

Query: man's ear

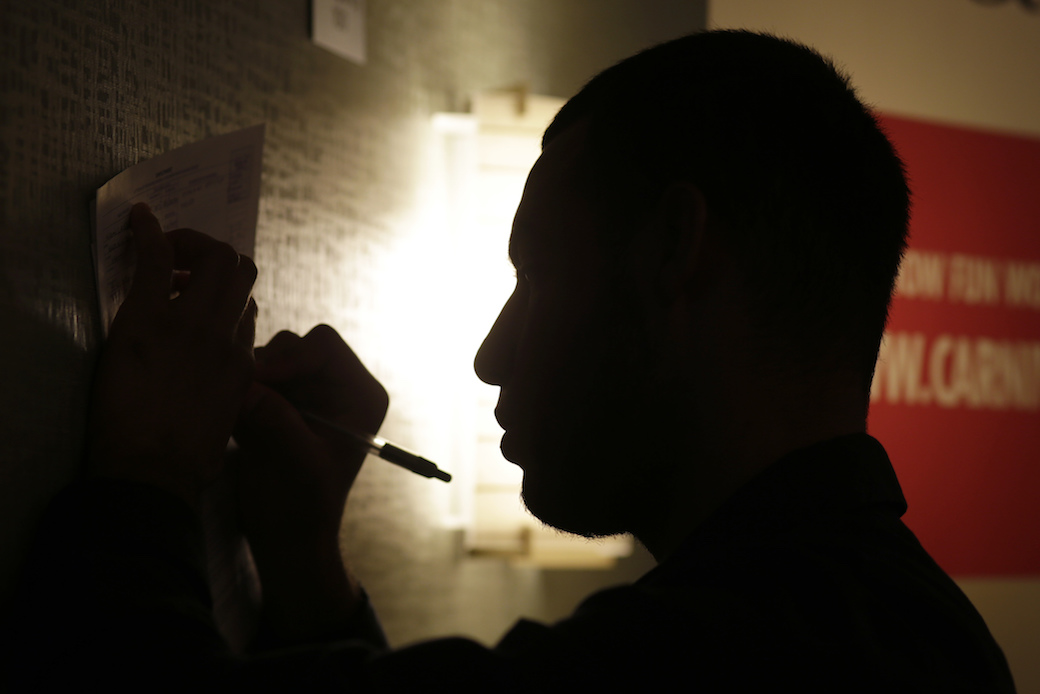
650;182;709;303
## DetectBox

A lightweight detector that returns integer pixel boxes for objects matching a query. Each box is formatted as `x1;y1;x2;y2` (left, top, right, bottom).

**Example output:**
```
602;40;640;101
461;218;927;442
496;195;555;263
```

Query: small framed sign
311;0;366;65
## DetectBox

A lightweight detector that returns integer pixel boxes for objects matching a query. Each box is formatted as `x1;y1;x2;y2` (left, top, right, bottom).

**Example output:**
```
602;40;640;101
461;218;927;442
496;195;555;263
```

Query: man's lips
498;429;525;466
494;399;519;431
493;406;525;464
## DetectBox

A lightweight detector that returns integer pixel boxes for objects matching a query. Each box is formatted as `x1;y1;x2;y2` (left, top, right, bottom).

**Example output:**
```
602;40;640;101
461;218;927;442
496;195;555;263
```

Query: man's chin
519;471;628;539
503;425;640;538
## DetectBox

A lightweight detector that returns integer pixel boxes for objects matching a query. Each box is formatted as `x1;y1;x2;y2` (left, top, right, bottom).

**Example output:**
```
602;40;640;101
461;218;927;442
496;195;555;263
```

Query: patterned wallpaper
0;0;704;645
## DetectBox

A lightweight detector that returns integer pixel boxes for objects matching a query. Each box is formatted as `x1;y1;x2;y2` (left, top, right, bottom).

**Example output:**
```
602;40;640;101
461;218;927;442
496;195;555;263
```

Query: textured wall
0;0;705;646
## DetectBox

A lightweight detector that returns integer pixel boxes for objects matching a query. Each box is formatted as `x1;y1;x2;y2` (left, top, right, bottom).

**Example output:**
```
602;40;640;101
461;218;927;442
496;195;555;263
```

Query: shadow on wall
0;247;98;604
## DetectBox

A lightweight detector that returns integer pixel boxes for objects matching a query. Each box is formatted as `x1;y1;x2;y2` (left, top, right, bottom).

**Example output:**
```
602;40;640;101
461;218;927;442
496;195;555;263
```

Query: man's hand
87;203;257;509
232;325;389;643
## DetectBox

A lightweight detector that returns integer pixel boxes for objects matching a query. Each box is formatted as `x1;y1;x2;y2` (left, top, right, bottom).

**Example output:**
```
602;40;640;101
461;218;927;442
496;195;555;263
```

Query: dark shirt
3;434;1016;692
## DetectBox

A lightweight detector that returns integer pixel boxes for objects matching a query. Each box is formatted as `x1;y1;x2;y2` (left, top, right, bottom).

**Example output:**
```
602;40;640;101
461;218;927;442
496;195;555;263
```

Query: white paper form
93;124;265;332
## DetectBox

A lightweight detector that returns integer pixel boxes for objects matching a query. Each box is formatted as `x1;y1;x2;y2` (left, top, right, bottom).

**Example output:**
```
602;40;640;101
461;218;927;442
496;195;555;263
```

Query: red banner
869;114;1040;576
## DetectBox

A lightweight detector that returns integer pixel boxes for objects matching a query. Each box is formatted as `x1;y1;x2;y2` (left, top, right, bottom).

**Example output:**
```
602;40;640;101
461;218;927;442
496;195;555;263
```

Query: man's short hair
544;30;910;392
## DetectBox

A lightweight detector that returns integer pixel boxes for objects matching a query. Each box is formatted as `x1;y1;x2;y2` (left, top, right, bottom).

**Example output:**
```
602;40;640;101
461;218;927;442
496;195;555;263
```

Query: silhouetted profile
5;31;1016;693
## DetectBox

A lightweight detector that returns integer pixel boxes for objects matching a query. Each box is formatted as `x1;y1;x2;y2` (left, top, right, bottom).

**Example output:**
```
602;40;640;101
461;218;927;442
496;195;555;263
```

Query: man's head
474;31;910;552
546;30;910;385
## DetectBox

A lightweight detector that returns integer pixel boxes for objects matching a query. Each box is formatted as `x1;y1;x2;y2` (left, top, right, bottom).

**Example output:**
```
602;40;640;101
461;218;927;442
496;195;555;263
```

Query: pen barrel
298;409;450;482
379;444;452;482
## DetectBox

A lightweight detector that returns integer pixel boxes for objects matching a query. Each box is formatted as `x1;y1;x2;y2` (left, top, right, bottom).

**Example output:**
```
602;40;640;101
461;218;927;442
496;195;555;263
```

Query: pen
299;410;452;483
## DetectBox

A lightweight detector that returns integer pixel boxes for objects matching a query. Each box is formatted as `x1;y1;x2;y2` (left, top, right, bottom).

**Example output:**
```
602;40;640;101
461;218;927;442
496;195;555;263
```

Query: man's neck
633;377;868;563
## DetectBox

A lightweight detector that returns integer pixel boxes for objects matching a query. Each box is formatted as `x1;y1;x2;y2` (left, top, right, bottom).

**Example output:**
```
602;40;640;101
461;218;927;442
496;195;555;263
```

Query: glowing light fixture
425;89;634;569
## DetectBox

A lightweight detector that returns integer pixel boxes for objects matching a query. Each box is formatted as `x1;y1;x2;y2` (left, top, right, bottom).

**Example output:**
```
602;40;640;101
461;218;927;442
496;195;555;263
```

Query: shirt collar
639;434;908;582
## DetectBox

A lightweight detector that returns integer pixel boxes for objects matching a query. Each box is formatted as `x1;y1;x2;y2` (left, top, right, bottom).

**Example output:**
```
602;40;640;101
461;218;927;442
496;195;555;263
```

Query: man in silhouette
8;31;1015;692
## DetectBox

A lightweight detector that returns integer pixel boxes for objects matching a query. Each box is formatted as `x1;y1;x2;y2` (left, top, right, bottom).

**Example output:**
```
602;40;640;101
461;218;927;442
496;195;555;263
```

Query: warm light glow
363;92;633;568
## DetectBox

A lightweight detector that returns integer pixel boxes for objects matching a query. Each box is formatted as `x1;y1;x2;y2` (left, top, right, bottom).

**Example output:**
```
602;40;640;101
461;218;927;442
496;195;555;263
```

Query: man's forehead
508;121;593;268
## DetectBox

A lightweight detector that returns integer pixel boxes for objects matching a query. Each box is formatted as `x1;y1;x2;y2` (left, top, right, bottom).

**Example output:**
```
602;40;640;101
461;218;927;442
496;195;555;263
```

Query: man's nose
473;291;521;387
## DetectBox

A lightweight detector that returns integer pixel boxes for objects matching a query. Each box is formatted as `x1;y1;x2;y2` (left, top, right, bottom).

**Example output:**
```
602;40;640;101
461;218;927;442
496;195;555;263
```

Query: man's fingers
236;298;258;354
297;325;389;431
234;381;315;458
254;325;347;387
223;254;258;326
254;330;305;383
121;203;174;315
165;227;236;268
252;325;388;447
303;325;377;389
165;228;257;328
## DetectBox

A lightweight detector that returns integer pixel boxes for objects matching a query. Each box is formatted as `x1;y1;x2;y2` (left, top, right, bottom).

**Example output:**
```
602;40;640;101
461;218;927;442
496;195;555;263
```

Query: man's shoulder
490;435;1015;691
